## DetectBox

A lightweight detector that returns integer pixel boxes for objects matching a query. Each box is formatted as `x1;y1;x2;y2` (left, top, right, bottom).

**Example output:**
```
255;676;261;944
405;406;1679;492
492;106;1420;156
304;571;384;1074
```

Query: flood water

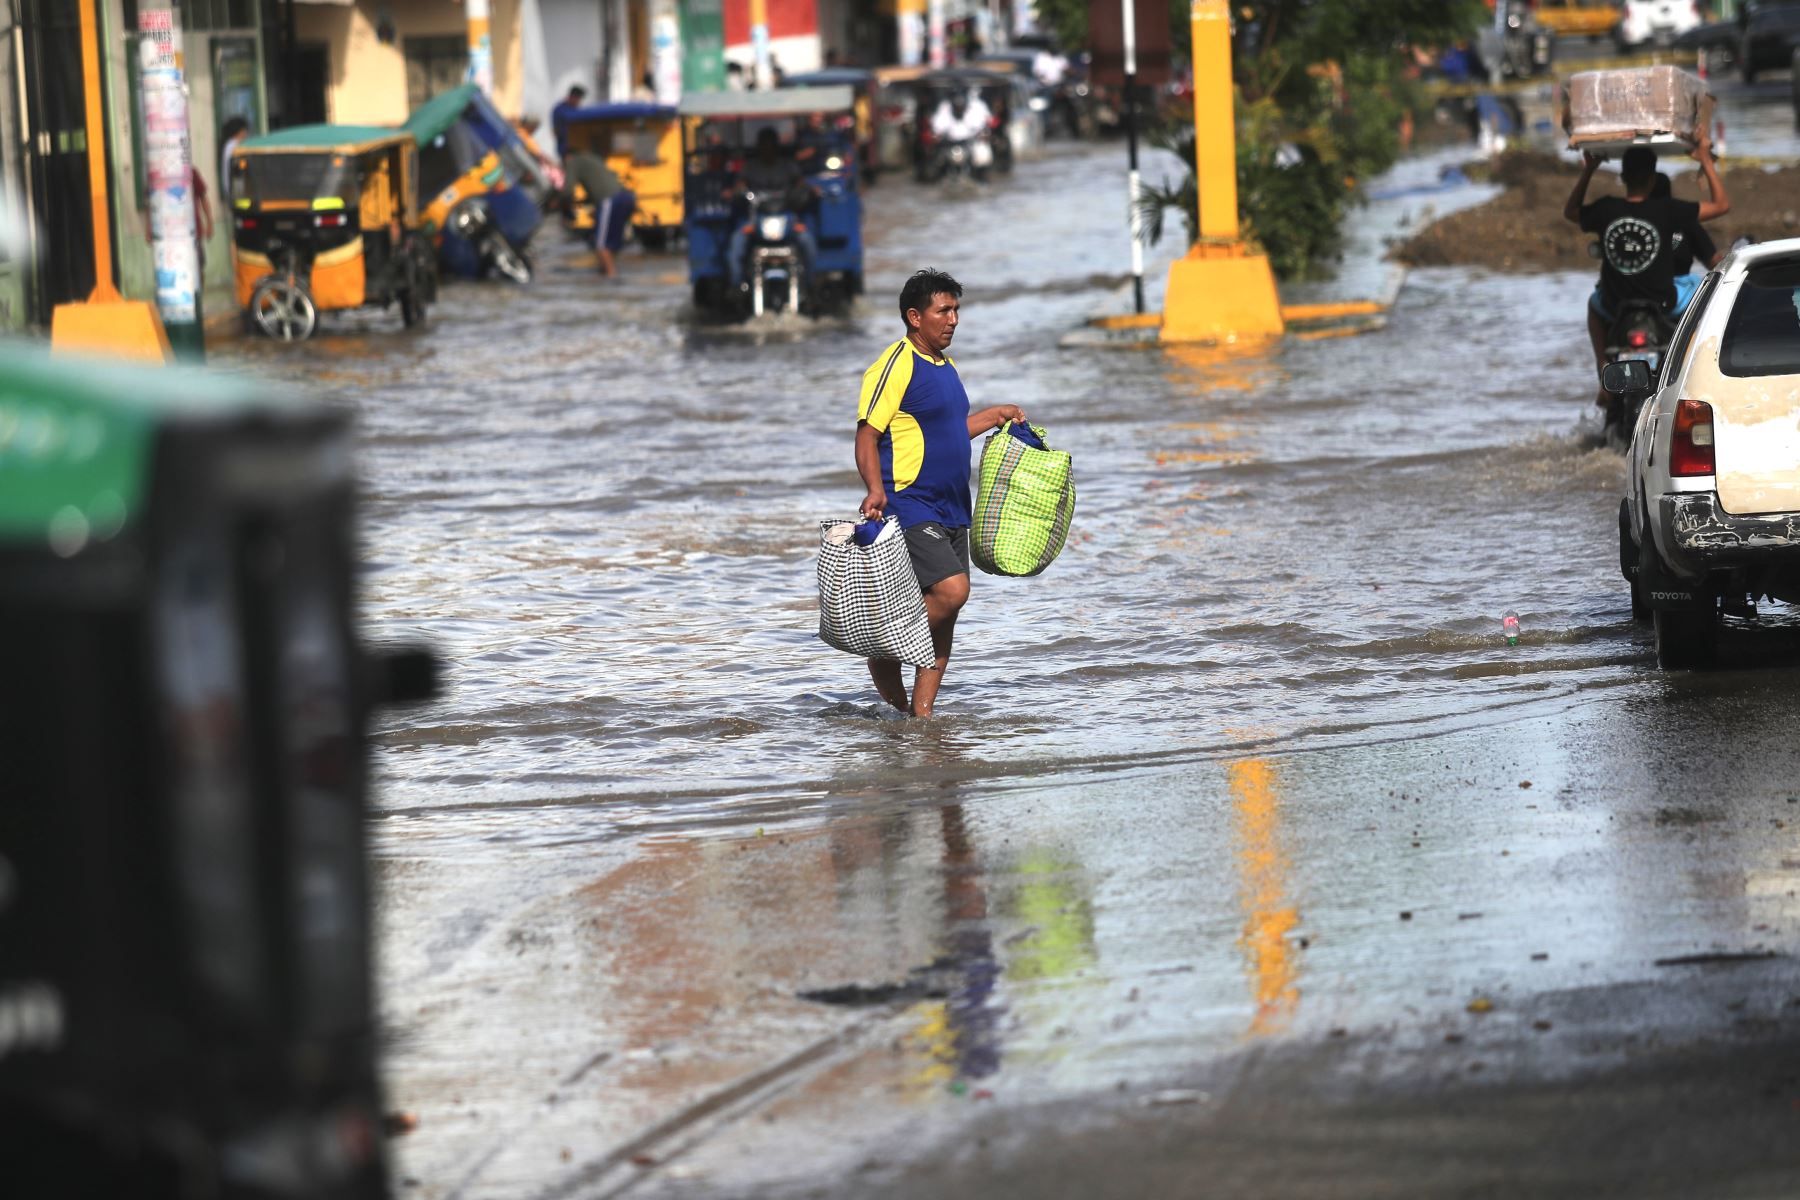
214;129;1800;1195
224;141;1644;827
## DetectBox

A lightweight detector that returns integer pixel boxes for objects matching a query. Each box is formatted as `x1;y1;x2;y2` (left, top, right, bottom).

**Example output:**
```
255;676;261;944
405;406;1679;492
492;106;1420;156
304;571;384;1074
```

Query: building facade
0;0;271;334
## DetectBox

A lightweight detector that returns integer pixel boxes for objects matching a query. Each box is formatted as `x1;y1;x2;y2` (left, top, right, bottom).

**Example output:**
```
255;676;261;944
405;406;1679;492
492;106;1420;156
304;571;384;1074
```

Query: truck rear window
1720;260;1800;377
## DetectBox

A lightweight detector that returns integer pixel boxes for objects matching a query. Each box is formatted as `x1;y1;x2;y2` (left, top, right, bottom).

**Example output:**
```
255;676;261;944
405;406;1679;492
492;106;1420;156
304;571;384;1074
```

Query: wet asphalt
215;85;1800;1196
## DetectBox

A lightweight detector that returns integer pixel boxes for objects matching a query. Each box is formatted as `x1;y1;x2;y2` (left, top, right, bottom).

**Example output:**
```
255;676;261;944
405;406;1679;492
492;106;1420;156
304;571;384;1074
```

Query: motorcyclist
726;127;820;301
1653;172;1726;280
1563;132;1729;410
929;90;995;180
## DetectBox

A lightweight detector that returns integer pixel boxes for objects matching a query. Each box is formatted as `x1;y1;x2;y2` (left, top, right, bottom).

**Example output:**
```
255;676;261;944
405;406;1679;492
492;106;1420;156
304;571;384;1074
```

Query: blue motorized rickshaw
679;86;864;319
403;84;550;282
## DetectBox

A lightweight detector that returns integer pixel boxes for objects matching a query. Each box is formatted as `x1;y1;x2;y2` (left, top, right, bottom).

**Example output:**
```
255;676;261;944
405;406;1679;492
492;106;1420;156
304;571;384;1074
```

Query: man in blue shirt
855;269;1025;717
550;84;587;160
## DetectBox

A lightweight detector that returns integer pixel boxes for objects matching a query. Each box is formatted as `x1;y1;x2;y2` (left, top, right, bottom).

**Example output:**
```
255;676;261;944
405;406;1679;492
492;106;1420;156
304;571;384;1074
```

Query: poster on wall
138;15;200;326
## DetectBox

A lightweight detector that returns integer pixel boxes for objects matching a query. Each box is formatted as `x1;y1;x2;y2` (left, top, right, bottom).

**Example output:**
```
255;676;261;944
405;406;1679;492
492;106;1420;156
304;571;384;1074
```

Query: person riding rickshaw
678;87;864;319
779;67;881;181
402;84;548;283
228;124;436;342
556;101;684;249
909;68;1017;179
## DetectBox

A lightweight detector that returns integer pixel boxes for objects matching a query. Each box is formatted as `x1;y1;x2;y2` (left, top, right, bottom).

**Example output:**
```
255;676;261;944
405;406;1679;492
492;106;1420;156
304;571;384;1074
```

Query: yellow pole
78;0;120;304
1191;0;1238;243
52;0;169;361
1158;0;1283;343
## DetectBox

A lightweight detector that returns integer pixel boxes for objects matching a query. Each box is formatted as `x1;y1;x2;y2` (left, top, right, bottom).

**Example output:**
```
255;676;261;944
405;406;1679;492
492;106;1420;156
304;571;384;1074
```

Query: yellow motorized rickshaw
229;125;436;342
1534;0;1622;38
559;102;684;249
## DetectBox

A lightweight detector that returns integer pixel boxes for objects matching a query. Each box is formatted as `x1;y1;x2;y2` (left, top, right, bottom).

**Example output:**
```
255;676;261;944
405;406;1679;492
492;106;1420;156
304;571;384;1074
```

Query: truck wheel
1654;605;1717;670
1619;499;1649;621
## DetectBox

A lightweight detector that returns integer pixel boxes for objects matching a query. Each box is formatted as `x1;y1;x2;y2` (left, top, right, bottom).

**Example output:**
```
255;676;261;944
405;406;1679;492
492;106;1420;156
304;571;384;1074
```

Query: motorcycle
738;189;808;317
932;133;993;185
1602;299;1676;433
447;198;534;284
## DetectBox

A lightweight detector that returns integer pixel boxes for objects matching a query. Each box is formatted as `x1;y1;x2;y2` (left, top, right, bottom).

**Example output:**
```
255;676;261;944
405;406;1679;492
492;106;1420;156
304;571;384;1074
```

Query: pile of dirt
1394;151;1800;272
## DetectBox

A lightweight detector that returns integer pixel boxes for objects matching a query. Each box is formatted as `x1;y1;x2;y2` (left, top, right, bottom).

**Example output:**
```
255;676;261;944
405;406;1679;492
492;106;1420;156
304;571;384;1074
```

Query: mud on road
1395;150;1800;272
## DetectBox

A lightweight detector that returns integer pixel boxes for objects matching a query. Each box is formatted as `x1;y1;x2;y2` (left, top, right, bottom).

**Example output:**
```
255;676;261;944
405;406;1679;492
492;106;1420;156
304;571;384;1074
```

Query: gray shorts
903;522;970;590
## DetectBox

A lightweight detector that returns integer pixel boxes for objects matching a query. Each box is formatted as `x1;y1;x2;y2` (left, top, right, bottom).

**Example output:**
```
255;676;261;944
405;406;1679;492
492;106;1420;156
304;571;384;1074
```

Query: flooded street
220;133;1800;1196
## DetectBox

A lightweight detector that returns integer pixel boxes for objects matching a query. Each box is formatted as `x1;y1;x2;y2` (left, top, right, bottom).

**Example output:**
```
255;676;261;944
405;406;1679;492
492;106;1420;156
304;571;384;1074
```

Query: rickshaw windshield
232;154;356;208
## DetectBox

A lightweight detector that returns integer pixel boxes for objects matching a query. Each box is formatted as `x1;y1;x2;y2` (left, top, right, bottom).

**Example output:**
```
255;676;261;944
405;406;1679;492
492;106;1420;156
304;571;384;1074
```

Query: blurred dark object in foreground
0;346;435;1198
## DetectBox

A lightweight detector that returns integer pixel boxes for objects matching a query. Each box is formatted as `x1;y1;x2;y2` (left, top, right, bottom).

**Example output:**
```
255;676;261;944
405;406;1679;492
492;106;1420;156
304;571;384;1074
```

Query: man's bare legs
909;573;970;718
867;658;909;712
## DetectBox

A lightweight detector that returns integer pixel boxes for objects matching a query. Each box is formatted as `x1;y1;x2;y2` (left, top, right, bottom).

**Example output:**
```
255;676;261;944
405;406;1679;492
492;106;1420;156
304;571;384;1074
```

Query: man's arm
855;422;886;519
1693;129;1729;222
967;404;1026;438
1564;151;1601;224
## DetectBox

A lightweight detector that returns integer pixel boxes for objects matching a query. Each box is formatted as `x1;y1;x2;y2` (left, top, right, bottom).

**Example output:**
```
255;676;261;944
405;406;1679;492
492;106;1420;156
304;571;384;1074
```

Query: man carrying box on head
1564;130;1730;413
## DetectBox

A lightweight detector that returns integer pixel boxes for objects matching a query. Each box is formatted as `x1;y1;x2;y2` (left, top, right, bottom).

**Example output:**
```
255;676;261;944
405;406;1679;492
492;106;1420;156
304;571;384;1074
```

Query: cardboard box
1564;66;1714;156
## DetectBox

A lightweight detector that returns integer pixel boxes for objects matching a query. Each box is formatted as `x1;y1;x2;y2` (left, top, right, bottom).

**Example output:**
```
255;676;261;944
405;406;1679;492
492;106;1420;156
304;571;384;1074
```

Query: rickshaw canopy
237;124;414;156
565;102;679;122
916;67;1013;90
781;68;876;90
679;85;856;118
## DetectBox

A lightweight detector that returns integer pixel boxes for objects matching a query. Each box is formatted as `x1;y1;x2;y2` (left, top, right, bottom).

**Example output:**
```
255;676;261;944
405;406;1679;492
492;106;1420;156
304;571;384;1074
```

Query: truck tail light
1670;397;1715;477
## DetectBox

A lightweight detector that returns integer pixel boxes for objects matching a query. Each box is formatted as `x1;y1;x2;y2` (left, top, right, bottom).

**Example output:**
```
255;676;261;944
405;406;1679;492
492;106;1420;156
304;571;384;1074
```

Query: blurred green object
0;344;302;546
0;341;429;1196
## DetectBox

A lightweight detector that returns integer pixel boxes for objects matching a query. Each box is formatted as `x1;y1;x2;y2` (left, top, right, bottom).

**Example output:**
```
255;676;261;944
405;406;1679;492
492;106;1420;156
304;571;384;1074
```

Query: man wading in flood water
855;269;1026;717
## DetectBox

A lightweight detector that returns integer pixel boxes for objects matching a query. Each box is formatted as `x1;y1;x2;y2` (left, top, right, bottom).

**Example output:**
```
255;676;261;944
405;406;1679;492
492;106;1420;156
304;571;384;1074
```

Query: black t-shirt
1672;215;1716;276
1580;194;1701;310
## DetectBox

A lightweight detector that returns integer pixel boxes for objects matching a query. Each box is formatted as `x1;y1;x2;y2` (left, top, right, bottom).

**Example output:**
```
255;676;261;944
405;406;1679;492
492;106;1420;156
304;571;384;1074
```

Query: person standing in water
854;269;1025;717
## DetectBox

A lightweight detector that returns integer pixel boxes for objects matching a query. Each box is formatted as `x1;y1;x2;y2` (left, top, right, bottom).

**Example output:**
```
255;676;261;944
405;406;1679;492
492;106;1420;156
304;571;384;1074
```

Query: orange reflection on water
1228;758;1300;1036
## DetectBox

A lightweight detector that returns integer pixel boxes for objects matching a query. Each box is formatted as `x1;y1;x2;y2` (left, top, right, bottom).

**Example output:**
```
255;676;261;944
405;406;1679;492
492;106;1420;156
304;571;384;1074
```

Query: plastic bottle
1502;610;1520;646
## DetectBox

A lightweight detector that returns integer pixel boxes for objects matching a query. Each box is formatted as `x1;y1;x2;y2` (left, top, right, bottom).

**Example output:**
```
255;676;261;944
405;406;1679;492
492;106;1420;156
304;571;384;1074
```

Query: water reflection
1229;758;1301;1036
906;804;1004;1089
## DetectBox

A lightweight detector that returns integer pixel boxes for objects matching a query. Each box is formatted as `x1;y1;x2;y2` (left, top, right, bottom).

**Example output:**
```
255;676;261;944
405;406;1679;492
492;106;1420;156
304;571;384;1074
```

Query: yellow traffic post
50;0;170;363
1160;0;1284;345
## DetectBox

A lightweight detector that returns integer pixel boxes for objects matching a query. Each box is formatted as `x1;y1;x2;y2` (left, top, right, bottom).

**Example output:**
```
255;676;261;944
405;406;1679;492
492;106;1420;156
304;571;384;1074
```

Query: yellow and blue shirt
857;338;972;528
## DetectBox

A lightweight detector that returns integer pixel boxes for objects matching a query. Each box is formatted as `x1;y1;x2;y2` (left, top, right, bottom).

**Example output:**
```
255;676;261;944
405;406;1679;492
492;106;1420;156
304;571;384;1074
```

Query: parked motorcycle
448;198;533;284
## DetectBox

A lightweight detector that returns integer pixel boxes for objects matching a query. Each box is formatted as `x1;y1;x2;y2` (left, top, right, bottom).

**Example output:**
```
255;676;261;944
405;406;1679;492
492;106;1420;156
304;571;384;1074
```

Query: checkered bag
972;423;1075;577
816;518;937;668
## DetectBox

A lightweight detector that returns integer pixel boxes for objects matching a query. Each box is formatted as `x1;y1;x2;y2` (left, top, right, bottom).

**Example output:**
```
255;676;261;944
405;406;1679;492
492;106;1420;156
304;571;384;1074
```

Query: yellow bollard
1160;0;1284;345
50;0;171;364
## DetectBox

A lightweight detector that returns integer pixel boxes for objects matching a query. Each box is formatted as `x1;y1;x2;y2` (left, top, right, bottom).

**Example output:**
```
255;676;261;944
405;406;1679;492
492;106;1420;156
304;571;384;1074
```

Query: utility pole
749;0;773;88
898;0;925;66
137;0;204;362
1122;0;1144;313
467;0;494;93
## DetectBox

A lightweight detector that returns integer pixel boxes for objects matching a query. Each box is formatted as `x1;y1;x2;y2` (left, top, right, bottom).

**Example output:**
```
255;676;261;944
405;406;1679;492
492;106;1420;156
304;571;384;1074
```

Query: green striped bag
972;422;1075;577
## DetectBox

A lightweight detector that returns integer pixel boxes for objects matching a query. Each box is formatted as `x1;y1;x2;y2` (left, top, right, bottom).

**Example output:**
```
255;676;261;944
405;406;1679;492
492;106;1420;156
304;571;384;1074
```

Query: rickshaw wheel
250;276;318;342
634;225;669;252
489;240;533;285
399;258;428;329
400;286;427;329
